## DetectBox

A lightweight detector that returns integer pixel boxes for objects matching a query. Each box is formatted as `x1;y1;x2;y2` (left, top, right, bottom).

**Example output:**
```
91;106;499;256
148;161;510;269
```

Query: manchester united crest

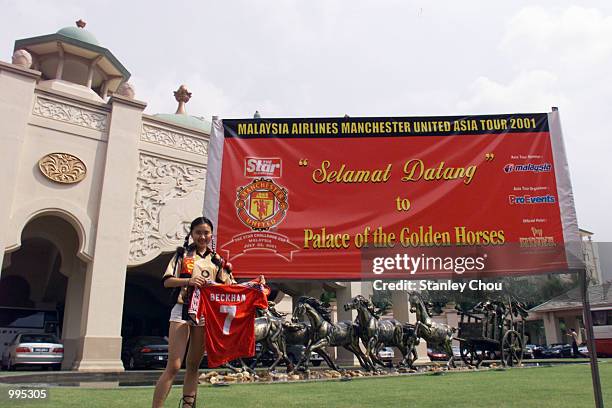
236;178;288;230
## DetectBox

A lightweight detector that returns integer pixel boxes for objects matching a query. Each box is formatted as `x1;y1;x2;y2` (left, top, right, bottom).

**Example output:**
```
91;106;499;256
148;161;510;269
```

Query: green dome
56;26;99;46
154;113;211;133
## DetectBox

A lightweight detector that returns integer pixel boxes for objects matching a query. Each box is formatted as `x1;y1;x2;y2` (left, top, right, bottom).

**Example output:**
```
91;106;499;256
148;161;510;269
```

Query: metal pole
580;268;604;407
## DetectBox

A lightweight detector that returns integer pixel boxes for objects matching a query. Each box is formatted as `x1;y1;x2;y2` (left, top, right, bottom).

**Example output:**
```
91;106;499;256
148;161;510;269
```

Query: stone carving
12;49;32;69
38;153;87;184
116;82;136;99
129;154;206;263
33;97;107;131
141;124;208;156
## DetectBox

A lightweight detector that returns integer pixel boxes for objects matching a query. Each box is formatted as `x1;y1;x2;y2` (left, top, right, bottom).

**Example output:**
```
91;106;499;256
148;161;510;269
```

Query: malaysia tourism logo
508;194;556;205
235;178;288;230
504;163;552;173
519;227;556;247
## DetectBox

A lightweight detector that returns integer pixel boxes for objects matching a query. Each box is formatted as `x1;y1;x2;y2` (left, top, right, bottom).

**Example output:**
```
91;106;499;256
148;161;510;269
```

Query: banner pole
580;268;604;407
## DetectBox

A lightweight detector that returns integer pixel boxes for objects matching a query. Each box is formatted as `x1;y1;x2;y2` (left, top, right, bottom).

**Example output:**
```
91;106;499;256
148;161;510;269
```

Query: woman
152;216;235;408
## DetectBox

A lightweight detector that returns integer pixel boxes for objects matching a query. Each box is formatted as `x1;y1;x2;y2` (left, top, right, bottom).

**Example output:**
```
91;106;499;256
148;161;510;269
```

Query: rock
200;371;219;381
273;373;288;381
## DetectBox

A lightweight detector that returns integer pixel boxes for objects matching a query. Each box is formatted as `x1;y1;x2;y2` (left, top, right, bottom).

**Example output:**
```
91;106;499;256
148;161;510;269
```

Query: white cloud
1;1;611;240
445;4;612;240
501;5;612;86
457;70;569;114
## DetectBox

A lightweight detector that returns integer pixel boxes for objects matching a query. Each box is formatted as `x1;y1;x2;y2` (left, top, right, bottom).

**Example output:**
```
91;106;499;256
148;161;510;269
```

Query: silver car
377;347;395;364
1;333;63;371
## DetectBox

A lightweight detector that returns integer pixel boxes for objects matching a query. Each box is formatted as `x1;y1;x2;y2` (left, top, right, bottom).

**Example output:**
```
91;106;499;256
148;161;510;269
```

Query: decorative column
393;290;430;364
543;312;562;345
71;94;146;371
61;261;87;370
0;61;40;271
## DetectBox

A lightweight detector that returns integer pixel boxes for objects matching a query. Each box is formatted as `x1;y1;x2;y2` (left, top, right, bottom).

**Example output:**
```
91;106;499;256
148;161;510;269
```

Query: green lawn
1;363;610;407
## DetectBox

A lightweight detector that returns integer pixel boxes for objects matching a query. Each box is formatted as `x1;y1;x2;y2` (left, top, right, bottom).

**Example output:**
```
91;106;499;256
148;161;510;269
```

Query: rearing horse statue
344;295;418;369
409;292;457;368
293;297;370;371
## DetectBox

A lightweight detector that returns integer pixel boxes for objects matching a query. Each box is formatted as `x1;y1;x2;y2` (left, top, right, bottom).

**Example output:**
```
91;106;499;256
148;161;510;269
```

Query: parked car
1;333;63;371
578;344;590;357
427;347;448;361
542;343;573;358
287;344;324;367
525;344;544;359
121;336;168;370
377;347;395;364
254;343;324;367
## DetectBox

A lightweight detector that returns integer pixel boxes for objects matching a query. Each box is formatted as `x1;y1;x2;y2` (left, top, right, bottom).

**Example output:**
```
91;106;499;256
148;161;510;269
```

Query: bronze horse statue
344;295;418;369
282;320;336;371
409;291;457;368
226;303;292;373
293;297;370;370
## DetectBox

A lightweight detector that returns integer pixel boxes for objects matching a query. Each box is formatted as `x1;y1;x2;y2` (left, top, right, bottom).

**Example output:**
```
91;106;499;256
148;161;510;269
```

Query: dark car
525;344;544;359
427;347;448;361
287;344;324;367
254;343;324;367
121;336;168;370
542;343;572;358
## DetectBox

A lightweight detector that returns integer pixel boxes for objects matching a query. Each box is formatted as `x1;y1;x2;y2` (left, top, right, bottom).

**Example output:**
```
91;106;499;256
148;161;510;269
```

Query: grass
0;363;610;407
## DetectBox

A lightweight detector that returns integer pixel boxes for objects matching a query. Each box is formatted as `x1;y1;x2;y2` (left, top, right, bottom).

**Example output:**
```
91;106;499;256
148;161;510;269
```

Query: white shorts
169;304;205;326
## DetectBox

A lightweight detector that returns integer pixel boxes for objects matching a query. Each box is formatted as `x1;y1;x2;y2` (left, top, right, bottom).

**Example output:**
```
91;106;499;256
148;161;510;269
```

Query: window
20;334;59;343
592;311;612;326
0;310;45;329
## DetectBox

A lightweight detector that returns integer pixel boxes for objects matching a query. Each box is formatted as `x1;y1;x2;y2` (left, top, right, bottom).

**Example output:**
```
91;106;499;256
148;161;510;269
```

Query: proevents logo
508;194;556;205
504;163;552;173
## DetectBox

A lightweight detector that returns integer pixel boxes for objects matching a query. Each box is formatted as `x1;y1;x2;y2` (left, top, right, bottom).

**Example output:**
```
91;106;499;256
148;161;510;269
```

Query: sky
1;1;610;247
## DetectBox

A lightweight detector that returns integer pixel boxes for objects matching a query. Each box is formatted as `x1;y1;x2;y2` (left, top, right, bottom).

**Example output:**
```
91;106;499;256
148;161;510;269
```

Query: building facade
0;22;426;371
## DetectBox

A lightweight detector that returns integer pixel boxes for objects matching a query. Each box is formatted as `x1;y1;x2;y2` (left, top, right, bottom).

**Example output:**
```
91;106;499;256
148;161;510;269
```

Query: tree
422;274;580;313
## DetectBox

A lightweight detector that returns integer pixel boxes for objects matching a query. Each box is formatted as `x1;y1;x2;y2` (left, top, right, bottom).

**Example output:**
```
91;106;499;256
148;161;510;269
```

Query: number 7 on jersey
219;305;237;335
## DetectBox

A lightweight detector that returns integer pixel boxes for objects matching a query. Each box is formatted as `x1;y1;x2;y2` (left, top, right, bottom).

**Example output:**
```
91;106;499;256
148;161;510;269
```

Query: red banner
205;114;581;280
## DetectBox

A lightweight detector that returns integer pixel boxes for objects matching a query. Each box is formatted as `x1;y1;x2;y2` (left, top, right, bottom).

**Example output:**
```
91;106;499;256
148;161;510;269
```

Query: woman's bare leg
152;322;189;408
182;325;206;406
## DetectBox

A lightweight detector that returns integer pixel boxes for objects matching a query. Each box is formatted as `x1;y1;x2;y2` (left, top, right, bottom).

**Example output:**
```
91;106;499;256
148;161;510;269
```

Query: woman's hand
188;275;207;287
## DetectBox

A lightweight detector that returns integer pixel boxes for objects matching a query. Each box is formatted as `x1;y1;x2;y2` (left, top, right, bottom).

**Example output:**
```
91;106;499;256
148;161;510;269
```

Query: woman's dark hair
175;216;214;257
185;217;213;248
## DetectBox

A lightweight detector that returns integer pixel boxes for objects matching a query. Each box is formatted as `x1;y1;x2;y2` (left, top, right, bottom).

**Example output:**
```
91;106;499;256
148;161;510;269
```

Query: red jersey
189;280;269;367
